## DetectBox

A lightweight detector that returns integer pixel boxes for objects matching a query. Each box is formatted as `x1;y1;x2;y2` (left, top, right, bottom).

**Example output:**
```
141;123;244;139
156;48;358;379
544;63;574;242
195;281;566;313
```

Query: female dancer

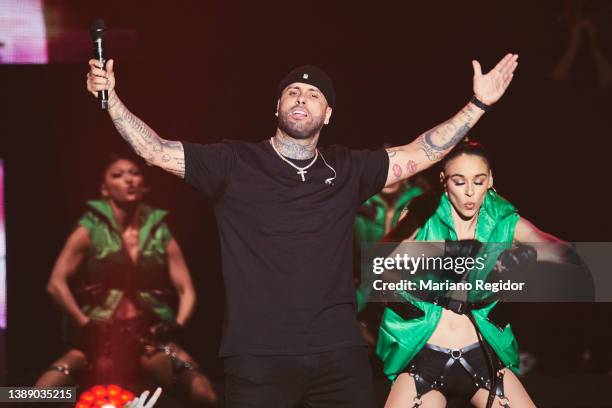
378;141;569;408
35;155;217;406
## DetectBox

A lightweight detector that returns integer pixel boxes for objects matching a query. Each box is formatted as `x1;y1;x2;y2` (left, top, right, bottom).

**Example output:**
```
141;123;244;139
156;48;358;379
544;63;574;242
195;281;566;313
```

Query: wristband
470;95;491;112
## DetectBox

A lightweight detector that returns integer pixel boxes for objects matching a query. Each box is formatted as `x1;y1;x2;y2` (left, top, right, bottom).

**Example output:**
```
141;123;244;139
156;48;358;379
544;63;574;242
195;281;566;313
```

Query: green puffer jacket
74;200;176;324
376;189;521;380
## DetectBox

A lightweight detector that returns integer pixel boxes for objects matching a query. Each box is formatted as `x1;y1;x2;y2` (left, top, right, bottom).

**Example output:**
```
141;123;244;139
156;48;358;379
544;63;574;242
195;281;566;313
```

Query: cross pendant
297;169;307;181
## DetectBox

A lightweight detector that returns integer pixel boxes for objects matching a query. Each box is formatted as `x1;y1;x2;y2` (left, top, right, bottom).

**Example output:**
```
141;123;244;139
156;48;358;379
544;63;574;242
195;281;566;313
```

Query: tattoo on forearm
386;147;404;158
406;160;417;175
463;104;476;122
424;122;470;151
108;95;185;177
108;92;120;110
392;164;402;179
418;120;471;161
123;111;156;145
112;117;148;157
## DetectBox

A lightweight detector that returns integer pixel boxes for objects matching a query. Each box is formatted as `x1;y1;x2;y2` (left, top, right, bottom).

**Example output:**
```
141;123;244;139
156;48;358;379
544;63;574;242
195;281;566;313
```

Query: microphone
90;19;108;110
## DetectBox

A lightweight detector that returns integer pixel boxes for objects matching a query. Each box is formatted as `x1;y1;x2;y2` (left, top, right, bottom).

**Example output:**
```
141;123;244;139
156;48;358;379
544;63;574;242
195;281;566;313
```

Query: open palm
472;53;519;105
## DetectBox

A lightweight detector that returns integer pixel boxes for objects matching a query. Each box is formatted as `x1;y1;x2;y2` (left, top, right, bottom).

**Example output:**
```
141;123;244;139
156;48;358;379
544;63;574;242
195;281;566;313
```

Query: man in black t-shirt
86;55;518;407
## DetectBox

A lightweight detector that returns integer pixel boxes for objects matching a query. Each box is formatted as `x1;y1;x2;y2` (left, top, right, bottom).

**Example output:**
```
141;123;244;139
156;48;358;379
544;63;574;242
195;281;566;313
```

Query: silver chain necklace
269;137;318;182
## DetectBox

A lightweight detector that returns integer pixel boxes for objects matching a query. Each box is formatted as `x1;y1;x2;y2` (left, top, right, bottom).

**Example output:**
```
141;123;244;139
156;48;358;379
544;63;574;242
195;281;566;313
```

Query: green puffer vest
376;189;520;380
74;200;176;324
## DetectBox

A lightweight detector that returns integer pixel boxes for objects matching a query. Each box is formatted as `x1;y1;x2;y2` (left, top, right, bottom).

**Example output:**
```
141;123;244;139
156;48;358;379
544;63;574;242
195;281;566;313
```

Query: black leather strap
470;95;491;112
432;296;490;315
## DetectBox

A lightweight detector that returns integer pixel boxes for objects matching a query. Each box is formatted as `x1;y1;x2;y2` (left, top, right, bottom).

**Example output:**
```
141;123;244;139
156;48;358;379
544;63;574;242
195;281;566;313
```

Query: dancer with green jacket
35;155;217;406
378;142;569;408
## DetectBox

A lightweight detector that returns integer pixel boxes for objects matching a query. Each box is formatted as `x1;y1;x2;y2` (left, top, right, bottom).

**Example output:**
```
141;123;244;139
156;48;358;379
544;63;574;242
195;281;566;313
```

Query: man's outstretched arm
86;59;185;178
384;53;519;187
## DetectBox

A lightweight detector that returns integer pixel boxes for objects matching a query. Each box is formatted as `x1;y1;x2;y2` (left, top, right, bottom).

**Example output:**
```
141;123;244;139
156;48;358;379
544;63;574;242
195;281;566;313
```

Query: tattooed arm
385;103;482;186
107;92;186;177
86;59;185;178
384;53;519;187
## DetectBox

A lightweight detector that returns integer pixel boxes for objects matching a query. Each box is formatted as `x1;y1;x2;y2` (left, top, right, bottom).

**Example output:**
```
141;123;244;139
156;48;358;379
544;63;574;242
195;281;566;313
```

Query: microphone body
90;19;108;110
93;38;107;110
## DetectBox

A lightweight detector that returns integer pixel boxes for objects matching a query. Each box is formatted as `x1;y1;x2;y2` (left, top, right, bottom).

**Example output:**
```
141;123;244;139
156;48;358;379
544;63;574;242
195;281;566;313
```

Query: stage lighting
75;384;134;408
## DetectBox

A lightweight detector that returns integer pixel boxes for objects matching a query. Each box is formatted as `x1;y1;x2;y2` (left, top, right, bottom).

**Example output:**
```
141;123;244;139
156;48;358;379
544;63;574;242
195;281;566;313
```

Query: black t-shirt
183;139;389;356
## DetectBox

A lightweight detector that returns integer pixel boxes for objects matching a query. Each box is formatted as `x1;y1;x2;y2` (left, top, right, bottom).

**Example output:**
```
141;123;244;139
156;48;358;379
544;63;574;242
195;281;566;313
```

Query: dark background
1;0;611;395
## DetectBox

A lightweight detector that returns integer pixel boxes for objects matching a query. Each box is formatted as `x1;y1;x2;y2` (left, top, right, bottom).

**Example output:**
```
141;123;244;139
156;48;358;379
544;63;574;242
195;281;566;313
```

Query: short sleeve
183;141;235;199
352;148;389;203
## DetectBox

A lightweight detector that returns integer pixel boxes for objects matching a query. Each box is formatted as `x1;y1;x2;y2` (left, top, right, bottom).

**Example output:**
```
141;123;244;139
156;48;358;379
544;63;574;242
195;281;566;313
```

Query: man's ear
324;106;333;125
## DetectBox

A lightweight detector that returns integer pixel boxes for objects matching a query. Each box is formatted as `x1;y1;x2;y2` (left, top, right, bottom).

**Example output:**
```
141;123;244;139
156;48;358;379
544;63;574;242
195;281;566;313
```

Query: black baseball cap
277;65;336;107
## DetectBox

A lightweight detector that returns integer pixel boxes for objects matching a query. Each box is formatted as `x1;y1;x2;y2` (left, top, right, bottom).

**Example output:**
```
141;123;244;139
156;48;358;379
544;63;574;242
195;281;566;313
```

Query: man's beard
277;112;324;140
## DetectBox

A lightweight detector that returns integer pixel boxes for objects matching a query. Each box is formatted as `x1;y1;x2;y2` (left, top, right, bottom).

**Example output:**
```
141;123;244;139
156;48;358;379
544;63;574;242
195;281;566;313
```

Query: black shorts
223;346;376;408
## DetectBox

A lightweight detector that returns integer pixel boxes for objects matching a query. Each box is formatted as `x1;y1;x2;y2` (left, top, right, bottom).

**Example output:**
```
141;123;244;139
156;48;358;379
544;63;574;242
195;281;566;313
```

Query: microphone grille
90;18;106;40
